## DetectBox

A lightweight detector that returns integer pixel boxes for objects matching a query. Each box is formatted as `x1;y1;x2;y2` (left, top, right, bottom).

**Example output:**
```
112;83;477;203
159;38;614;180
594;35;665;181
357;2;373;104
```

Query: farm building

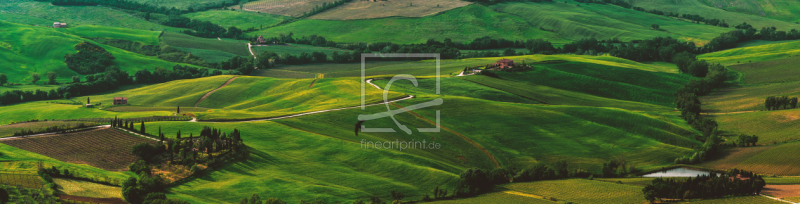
256;35;266;43
493;59;516;69
113;97;127;105
85;104;94;108
53;22;67;28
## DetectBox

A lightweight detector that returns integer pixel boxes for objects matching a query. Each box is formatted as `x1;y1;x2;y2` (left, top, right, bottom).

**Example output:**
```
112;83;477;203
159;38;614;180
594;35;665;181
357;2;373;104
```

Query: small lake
642;168;710;177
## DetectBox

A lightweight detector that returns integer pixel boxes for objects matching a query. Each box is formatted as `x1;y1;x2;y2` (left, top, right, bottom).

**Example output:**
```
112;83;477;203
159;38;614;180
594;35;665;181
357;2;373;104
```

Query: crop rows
0;173;44;189
1;128;158;171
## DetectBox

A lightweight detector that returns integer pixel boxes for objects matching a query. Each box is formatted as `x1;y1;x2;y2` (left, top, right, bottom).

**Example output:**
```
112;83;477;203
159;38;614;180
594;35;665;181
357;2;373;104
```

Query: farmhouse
493;58;516;69
256;35;266;43
53;22;67;28
113;97;127;105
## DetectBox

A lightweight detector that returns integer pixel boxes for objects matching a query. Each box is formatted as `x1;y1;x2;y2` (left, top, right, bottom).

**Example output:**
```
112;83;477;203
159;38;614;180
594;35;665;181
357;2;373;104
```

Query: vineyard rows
0;173;44;189
1;128;158;171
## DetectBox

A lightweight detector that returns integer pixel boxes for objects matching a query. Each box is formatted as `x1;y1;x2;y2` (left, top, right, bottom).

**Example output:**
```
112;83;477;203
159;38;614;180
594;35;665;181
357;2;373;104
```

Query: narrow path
762;195;799;204
247;43;256;59
194;77;238;107
502;190;544;199
389;103;502;168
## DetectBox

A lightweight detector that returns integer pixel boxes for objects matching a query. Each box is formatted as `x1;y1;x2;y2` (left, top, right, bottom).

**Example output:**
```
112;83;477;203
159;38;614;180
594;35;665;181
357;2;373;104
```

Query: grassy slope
194;76;404;120
252;44;350;60
0;0;179;31
503;179;647;204
182;10;290;30
727;56;800;84
61;25;161;45
0;21;202;83
141;121;463;204
253;4;564;44
86;75;237;108
161;32;250;56
54;178;123;198
699;39;800;65
309;0;473;20
709;109;800;144
0;102;172;125
629;0;800;30
493;60;694;106
238;0;341;17
700;142;800;175
371;77;539;105
127;0;229;10
699;0;800;22
492;1;733;44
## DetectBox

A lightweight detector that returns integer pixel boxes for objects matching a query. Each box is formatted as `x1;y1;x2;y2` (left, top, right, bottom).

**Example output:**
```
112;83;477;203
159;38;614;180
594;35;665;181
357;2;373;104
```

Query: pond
642;168;710;177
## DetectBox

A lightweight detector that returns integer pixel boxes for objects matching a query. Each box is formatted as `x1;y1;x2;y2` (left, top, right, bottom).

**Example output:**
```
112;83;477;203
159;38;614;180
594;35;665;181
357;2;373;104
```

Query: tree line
765;96;798;110
642;169;766;202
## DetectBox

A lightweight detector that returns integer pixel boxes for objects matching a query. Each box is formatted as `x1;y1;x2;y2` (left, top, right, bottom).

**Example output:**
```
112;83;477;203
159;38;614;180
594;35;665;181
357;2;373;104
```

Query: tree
31;73;41;84
503;48;516;56
177;106;181;113
72;75;81;83
141;121;146;134
132;143;154;160
87;97;90;105
652;24;660;30
672;52;696;73
390;190;405;202
0;73;7;86
47;71;58;85
159;126;164;142
249;194;261;204
688;60;710;77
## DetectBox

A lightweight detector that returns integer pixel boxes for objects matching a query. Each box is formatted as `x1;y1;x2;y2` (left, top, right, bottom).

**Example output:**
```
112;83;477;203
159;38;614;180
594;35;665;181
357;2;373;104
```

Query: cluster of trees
737;134;759;147
163;127;248;167
765;96;798;110
163;15;246;39
13;122;93;136
134;65;223;84
64;42;116;75
642;169;766;202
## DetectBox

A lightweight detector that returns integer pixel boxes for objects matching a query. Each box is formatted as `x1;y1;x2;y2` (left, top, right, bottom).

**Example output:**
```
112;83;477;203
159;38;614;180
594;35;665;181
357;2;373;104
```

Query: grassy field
699;39;800;66
128;0;231;10
502;179;648;204
85;75;237;108
700;142;800;176
253;4;564;44
0;102;172;125
239;0;340;17
701;81;800;113
60;25;161;45
183;10;290;30
252;44;350;59
1;128;158;171
161;32;250;56
628;0;800;30
173;46;241;63
372;77;540;104
0;0;179;31
698;0;800;22
492;1;734;44
727;56;800;84
0;20;203;84
54;178;123;198
493;60;694;106
137;120;464;204
709;109;800;144
425;191;553;204
309;0;473;20
764;177;800;185
249;69;317;78
193;76;404;120
461;75;672;111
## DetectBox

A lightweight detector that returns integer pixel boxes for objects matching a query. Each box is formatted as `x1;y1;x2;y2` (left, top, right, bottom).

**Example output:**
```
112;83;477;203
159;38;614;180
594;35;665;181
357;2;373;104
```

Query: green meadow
61;25;161;45
0;21;203;83
183;10;290;30
0;0;179;31
128;0;231;10
628;0;800;30
700;141;800;175
699;0;800;22
727;56;800;84
0;102;171;125
699;39;800;65
252;44;350;59
492;1;733;44
252;4;565;44
141;120;464;204
161;32;251;56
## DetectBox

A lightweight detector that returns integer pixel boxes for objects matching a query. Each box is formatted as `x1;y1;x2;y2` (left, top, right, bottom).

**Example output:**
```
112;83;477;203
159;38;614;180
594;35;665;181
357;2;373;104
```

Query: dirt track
194;77;238;107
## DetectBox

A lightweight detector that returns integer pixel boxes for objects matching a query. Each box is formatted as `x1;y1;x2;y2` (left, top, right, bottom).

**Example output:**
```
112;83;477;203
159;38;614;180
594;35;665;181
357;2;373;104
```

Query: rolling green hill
629;0;800;30
0;0;179;31
252;4;565;44
699;0;800;23
700;141;800;175
182;10;290;30
492;1;733;44
0;20;202;84
699;39;800;65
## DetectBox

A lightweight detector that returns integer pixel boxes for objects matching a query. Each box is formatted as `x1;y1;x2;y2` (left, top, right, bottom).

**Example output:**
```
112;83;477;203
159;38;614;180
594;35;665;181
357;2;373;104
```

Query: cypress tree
177;106;180;114
159;127;163;142
140;121;145;134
